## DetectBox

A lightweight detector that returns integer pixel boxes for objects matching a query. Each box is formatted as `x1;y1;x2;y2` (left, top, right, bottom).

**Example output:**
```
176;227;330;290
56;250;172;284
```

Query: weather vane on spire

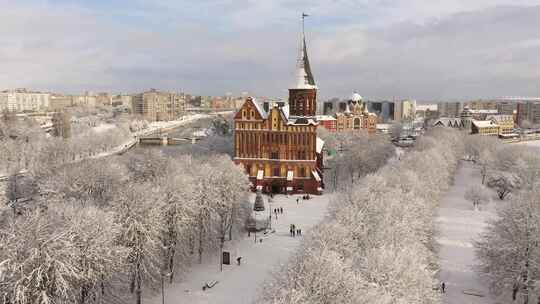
302;12;310;35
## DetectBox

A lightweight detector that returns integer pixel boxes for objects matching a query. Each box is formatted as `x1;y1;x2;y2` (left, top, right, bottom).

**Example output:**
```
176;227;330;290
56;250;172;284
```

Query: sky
1;0;540;100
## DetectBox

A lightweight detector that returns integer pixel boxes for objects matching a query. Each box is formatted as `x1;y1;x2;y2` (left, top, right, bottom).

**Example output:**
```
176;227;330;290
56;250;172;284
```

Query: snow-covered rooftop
251;98;268;119
472;120;498;128
316;137;325;154
315;115;336;121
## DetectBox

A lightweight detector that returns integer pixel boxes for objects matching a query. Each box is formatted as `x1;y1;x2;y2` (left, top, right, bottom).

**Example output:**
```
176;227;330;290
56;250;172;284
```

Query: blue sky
2;0;540;100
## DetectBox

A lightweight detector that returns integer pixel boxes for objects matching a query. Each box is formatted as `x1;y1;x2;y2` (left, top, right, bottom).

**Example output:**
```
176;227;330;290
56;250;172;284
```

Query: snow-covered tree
487;172;519;200
260;128;461;304
113;183;162;304
59;204;127;304
0;207;80;304
476;187;540;300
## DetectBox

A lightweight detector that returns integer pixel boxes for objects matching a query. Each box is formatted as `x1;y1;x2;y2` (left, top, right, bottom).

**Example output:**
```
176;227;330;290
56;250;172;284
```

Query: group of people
289;224;302;237
273;207;283;215
296;195;311;205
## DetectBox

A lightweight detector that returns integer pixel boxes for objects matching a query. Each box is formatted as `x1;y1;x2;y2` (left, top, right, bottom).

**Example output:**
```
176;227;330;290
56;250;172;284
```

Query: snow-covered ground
146;193;331;304
514;139;540;148
91;123;116;133
437;161;498;304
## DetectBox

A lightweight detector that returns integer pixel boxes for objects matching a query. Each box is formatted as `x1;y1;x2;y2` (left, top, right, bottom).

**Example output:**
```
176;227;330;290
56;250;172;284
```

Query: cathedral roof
293;17;317;90
250;98;268;119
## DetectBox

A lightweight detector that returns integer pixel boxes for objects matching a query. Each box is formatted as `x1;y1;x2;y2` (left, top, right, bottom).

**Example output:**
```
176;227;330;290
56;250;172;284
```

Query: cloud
1;1;540;100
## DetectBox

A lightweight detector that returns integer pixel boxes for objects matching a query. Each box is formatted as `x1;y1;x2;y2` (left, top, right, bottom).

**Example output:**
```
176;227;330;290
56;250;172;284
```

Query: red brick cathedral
234;20;324;195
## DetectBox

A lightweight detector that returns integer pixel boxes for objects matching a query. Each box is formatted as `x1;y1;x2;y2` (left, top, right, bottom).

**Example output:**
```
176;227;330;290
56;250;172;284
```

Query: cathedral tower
289;14;317;117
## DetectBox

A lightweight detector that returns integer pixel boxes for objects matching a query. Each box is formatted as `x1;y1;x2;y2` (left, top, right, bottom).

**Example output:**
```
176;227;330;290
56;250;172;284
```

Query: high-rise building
401;100;417;120
438;102;462;118
0;89;50;113
131;89;185;121
366;101;395;122
517;101;540;127
323;102;334;115
233;17;324;195
496;101;517;116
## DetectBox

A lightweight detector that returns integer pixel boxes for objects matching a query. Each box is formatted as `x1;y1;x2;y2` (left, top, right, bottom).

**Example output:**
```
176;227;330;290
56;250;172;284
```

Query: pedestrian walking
236;249;242;266
298;228;302;236
441;282;446;293
296;198;299;204
280;207;283;214
289;224;294;237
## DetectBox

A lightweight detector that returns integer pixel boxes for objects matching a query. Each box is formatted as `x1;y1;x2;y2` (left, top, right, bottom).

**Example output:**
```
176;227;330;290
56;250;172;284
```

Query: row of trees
0;111;132;178
464;136;540;200
259;129;464;304
0;150;251;304
317;129;396;191
469;138;540;302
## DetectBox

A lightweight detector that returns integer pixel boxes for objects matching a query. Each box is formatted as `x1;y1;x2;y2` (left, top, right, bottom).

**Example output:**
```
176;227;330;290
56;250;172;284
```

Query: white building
72;93;97;107
402;99;417;120
0;89;50;112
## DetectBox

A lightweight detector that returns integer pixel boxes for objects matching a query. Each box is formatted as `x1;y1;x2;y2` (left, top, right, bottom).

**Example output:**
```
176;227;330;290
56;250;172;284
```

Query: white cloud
1;1;540;100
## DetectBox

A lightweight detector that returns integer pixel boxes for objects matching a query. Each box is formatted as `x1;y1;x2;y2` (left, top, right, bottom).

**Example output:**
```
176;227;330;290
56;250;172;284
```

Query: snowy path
436;162;497;304
146;194;331;304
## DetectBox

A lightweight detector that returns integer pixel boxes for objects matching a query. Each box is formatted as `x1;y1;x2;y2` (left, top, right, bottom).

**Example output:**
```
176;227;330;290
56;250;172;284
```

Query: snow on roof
469;109;498;114
432;118;463;127
286;118;318;126
316;137;325;154
472;120;498;128
312;170;321;182
282;104;290;119
486;115;513;122
315;115;336;121
250;98;268;119
351;92;362;102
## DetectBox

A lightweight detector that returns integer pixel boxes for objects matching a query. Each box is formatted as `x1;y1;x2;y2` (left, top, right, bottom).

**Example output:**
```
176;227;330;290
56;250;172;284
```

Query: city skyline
2;1;540;100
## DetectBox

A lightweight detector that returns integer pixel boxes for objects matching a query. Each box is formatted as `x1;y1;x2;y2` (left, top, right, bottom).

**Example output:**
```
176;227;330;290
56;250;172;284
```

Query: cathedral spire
295;13;317;89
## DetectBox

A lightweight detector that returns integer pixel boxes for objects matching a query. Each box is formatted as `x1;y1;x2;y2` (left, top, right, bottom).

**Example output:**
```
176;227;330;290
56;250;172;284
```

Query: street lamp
161;271;172;304
268;195;272;230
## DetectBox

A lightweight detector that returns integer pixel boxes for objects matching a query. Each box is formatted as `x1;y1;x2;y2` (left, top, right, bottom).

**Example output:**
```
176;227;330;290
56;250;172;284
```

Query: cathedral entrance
354;118;361;129
270;180;286;194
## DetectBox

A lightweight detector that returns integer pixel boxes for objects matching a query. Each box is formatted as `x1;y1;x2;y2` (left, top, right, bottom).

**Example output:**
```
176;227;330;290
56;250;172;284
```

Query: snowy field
146;193;331;304
436;161;499;304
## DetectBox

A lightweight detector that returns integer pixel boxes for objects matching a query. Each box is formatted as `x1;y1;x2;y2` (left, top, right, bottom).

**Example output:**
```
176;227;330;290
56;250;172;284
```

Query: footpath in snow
436;161;497;304
146;193;331;304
